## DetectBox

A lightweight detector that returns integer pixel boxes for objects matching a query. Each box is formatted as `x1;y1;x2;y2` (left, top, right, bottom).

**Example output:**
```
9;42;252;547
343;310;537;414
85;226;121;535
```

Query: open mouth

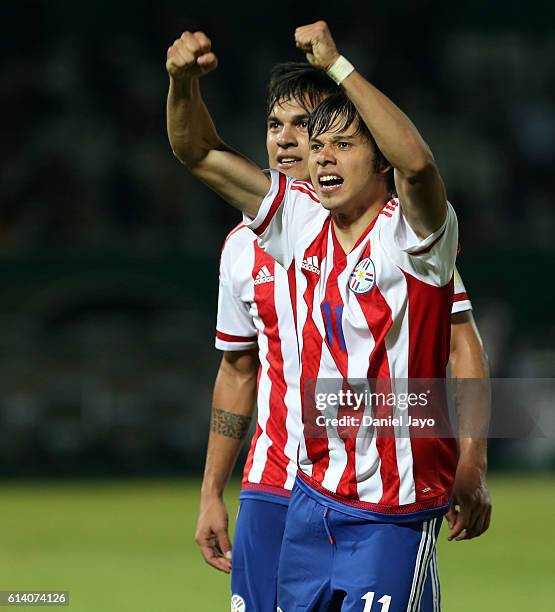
318;174;344;193
277;156;302;169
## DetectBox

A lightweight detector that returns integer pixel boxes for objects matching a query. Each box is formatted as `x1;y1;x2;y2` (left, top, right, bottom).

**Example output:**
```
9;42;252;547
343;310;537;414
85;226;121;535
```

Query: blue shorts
277;479;443;612
231;491;289;612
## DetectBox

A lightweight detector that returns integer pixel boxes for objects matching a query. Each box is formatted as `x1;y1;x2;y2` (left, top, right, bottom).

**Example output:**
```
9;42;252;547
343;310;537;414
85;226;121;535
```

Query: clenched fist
295;21;340;71
166;31;218;80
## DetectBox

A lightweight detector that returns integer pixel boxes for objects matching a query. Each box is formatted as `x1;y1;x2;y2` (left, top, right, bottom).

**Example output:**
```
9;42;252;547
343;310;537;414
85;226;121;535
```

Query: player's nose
276;124;297;148
315;143;336;165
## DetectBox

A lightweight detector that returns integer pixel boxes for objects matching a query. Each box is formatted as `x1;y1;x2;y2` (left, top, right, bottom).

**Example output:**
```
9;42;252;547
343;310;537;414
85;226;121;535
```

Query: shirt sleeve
451;267;472;314
242;169;323;268
215;230;258;352
378;199;458;287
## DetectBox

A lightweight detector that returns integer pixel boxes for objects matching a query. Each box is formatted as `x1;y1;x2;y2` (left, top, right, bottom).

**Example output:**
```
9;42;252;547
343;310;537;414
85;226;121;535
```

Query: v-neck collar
330;202;387;257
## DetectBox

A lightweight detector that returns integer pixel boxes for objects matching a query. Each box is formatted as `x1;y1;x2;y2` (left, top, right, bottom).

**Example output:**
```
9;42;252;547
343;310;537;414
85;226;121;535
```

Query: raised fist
294;21;340;71
166;31;218;80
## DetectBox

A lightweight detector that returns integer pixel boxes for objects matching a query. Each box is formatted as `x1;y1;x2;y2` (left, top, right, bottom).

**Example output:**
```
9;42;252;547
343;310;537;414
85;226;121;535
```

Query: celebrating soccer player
167;21;491;611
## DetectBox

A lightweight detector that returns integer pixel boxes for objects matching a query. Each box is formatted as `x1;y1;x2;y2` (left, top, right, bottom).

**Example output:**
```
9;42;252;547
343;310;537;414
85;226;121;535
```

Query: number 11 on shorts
361;592;392;612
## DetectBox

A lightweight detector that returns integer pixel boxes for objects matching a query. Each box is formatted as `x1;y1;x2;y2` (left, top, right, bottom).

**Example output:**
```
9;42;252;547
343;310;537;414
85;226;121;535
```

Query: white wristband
326;55;355;85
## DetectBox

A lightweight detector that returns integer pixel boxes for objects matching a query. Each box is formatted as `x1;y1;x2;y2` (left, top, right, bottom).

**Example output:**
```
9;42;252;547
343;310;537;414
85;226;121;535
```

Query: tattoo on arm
210;408;251;440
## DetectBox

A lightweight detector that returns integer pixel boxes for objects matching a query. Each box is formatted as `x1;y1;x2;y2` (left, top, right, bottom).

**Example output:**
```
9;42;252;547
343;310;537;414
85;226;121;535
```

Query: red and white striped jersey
215;223;301;496
241;170;459;515
215;186;471;502
452;268;471;313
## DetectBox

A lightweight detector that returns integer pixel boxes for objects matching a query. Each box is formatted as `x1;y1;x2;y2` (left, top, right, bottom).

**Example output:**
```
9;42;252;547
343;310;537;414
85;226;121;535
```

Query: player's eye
298;119;309;129
337;141;350;149
268;121;280;130
310;143;322;152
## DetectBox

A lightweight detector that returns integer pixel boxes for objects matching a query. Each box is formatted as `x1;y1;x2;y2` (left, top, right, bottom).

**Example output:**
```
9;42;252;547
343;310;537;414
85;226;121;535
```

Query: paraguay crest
349;257;376;294
231;594;246;612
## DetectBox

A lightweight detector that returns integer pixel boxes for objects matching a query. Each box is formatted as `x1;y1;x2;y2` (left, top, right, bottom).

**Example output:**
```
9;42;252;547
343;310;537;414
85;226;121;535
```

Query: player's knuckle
182;35;197;48
194;30;210;43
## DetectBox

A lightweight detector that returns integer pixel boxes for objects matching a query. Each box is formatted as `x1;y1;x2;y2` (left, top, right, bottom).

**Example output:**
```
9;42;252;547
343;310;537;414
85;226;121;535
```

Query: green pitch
0;475;553;611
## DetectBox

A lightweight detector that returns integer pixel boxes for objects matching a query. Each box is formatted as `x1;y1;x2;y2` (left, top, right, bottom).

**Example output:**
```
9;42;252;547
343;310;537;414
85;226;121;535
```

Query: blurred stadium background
1;0;554;610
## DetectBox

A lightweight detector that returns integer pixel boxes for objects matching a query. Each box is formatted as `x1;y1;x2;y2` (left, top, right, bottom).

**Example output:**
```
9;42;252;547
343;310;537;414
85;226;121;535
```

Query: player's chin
318;193;345;211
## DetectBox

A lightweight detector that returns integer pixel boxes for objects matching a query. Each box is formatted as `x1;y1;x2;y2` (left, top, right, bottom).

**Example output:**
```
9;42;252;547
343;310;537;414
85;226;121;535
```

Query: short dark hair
266;62;338;117
308;92;395;193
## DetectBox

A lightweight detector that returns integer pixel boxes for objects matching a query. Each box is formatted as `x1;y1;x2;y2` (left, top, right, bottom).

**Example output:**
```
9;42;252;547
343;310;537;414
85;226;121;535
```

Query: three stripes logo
301;256;320;275
254;265;274;285
407;517;438;612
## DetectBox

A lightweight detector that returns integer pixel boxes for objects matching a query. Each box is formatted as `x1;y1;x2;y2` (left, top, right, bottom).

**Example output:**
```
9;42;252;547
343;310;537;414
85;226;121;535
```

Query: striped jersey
452;268;471;314
216;174;471;504
240;169;459;516
215;223;301;497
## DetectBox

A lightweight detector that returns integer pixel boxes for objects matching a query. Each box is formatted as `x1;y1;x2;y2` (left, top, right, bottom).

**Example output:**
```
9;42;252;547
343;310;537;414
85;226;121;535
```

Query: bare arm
447;311;492;541
166;31;269;217
195;349;259;572
295;21;446;237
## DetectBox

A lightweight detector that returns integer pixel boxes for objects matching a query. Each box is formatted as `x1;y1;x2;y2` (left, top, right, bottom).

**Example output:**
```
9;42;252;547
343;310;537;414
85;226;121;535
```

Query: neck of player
332;198;386;254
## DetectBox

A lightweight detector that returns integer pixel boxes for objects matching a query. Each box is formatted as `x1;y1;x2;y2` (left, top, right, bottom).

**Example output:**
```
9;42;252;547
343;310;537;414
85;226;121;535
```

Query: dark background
1;0;554;477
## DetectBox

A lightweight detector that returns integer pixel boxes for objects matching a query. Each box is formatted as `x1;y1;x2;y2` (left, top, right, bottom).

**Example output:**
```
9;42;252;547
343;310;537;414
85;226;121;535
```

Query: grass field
0;475;554;611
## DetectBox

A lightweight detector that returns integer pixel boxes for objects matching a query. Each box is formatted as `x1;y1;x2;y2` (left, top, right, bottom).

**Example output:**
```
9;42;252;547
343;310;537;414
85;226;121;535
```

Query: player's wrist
169;72;196;91
459;438;488;467
326;55;355;84
200;480;226;500
457;453;488;474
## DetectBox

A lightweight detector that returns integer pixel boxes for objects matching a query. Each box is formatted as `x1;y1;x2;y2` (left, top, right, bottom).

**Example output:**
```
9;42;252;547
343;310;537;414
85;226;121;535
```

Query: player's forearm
201;416;250;498
450;313;490;379
167;76;223;168
295;22;446;232
341;71;436;179
456;392;489;471
200;359;258;498
297;22;434;176
166;34;270;216
295;21;434;179
167;76;268;215
450;314;490;470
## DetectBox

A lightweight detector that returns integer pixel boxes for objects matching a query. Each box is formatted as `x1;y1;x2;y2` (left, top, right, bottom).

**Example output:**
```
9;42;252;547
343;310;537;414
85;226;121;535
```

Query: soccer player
194;65;487;612
167;22;491;611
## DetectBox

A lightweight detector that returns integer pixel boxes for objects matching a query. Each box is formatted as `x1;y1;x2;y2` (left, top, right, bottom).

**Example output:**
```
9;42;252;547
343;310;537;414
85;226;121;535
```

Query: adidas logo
254;265;275;285
301;256;320;275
